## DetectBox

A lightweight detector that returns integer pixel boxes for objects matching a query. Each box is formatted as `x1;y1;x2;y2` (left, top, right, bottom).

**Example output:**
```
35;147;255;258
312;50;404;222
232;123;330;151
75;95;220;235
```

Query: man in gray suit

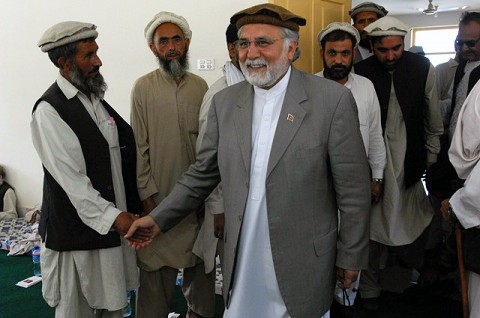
126;3;371;317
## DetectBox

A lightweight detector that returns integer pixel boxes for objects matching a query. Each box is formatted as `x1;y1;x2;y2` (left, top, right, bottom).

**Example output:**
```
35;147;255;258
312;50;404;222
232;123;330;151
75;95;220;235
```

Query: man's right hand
124;215;161;250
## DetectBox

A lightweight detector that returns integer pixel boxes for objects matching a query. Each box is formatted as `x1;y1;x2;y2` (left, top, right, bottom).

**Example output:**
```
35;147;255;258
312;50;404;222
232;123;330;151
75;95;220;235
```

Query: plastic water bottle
32;245;42;277
123;290;132;317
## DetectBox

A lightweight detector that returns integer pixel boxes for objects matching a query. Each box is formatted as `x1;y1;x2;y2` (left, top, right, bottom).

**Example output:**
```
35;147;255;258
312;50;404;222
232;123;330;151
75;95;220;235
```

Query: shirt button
238;215;243;221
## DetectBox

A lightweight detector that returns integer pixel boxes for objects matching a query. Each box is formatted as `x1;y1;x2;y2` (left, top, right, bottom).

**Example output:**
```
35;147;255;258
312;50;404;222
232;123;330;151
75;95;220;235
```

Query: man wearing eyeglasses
125;4;371;317
448;12;480;142
427;12;480;217
129;11;210;318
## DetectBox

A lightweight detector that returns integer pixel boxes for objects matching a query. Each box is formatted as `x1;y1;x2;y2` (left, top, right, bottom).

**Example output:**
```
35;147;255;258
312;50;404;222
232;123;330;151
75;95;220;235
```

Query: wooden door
270;0;351;74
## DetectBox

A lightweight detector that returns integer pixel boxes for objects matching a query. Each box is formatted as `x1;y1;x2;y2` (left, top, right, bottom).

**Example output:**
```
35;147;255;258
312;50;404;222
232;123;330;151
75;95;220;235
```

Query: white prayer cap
317;22;360;47
144;11;192;45
364;16;410;37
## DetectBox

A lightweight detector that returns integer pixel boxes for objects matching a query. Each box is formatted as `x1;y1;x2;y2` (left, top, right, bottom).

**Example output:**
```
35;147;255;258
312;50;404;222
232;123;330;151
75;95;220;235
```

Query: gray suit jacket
152;67;371;317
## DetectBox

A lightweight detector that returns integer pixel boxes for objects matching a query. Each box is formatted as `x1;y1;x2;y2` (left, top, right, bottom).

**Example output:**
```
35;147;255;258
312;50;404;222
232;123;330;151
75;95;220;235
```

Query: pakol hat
144;11;192;45
38;21;98;52
317;22;361;47
349;2;388;19
364;16;410;37
231;3;306;32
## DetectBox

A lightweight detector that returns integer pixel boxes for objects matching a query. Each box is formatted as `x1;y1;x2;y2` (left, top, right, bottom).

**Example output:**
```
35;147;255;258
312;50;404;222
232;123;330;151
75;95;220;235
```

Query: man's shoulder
435;60;451;72
297;69;348;95
293;68;337;85
133;69;160;88
349;73;375;88
205;76;228;97
354;56;379;77
186;71;208;86
403;51;431;68
215;79;249;98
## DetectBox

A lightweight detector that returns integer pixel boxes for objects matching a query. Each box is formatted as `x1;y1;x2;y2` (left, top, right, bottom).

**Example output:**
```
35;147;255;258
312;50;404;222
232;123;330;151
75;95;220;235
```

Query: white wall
0;1;463;209
0;0;264;208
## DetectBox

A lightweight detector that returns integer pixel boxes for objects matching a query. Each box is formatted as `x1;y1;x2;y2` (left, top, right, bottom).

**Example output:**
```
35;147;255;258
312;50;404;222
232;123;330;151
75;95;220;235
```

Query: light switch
197;58;215;70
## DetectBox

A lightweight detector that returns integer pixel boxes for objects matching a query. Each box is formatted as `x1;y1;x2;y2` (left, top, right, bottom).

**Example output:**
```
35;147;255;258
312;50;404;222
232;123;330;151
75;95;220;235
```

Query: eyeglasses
235;38;283;50
455;38;480;48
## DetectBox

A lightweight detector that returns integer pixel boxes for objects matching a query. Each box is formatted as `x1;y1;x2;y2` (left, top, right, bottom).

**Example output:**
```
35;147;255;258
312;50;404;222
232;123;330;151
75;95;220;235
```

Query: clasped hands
122;212;226;249
113;212;160;249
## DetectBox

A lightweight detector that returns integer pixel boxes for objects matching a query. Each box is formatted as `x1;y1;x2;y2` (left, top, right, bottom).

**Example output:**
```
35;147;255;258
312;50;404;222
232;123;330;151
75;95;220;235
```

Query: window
412;26;458;66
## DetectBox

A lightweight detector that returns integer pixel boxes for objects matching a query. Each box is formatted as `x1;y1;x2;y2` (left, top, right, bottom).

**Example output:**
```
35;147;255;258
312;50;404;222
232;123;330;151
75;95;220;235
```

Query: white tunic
224;67;329;318
449;80;480;318
31;75;138;313
370;66;442;246
316;72;386;178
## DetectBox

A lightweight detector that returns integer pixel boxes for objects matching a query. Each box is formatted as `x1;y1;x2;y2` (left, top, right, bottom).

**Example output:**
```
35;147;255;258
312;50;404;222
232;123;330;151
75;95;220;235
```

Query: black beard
69;64;107;98
323;62;353;82
158;51;189;80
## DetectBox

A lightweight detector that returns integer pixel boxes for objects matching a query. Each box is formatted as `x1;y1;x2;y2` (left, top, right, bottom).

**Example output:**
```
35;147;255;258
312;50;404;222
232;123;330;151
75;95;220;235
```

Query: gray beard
158;52;189;80
69;64;107;98
240;52;290;89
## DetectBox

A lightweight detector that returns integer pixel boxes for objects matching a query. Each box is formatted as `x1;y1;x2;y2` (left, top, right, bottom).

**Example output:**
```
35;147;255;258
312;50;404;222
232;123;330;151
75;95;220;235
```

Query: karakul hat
230;3;306;32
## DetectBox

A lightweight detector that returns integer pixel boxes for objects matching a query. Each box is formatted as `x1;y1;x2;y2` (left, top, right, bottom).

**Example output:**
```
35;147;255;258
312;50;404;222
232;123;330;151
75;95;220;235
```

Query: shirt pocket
186;104;200;135
99;116;120;149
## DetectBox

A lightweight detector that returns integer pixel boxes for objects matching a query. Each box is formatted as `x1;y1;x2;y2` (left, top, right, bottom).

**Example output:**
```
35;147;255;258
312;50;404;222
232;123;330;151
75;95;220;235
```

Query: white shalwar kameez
449;80;480;318
223;67;329;318
31;75;139;318
370;68;440;246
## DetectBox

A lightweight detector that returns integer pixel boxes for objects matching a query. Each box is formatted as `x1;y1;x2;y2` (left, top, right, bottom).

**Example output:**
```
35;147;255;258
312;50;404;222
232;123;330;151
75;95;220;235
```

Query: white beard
240;48;290;88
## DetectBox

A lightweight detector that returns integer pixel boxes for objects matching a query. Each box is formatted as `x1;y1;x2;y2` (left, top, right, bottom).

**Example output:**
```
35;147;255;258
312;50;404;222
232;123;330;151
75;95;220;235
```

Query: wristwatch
372;178;384;185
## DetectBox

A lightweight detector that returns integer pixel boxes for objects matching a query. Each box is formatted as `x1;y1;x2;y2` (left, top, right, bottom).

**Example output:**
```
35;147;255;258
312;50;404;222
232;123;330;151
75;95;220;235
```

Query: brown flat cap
231;3;306;32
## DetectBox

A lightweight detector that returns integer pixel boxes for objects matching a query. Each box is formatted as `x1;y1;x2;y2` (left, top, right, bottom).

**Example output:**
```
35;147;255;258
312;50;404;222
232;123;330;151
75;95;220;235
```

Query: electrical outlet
197;58;215;70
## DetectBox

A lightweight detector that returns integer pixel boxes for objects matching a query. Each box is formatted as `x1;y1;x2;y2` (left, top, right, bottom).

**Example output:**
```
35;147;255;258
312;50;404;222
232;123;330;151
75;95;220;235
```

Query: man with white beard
126;4;371;317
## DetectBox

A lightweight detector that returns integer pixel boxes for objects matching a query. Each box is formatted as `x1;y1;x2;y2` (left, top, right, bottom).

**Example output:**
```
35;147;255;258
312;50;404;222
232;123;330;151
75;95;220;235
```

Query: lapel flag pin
287;114;294;122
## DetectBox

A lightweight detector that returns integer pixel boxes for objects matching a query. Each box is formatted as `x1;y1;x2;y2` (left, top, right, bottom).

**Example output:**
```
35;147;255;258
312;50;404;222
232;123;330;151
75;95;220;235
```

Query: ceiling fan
419;0;469;16
422;0;438;15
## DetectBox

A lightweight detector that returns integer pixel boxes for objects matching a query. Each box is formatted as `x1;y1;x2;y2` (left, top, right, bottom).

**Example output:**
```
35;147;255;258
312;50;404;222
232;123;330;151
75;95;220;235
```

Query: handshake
113;212;161;249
